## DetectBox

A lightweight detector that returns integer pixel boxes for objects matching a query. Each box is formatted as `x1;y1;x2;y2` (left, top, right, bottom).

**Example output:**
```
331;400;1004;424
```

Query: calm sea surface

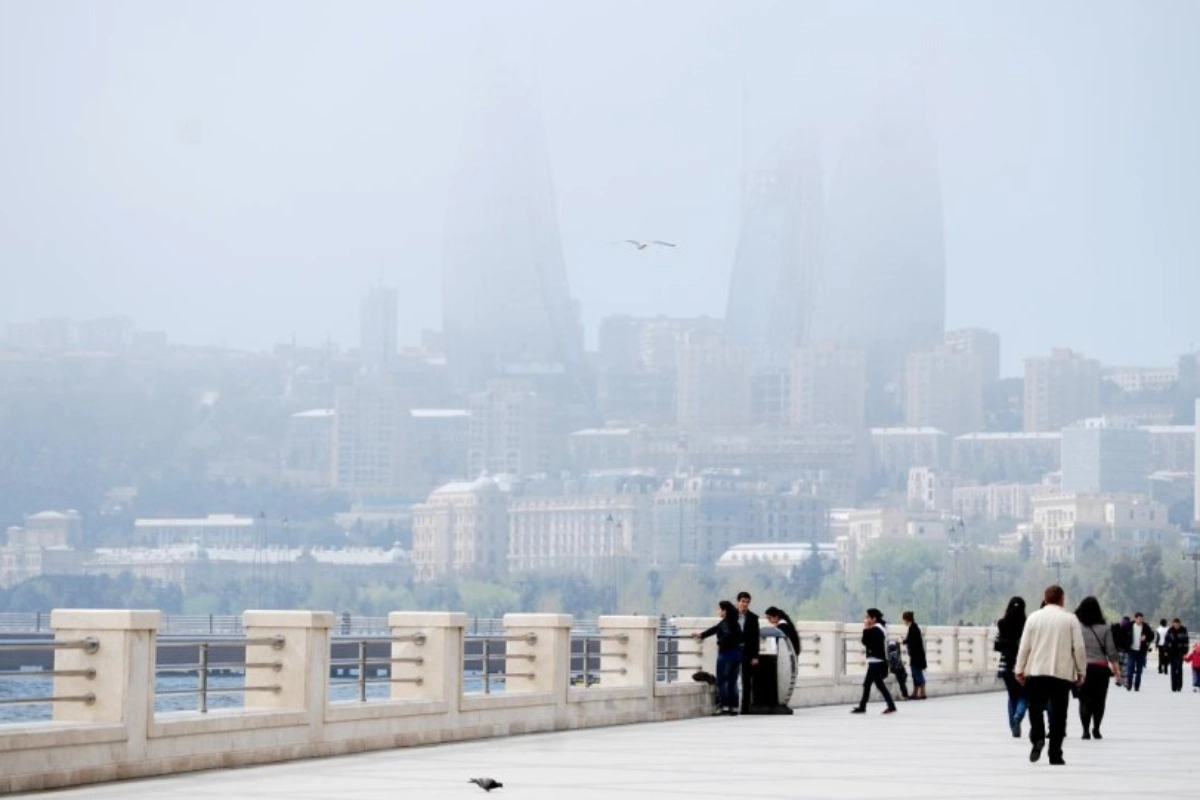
0;672;500;723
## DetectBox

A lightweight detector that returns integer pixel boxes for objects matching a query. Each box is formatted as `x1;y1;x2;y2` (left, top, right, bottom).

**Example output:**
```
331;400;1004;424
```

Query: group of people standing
995;584;1194;767
693;592;776;715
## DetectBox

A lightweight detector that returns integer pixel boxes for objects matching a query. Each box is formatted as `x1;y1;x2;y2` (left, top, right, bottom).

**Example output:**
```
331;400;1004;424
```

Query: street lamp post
1183;551;1200;624
1046;560;1071;585
982;564;999;594
868;571;885;607
930;565;944;625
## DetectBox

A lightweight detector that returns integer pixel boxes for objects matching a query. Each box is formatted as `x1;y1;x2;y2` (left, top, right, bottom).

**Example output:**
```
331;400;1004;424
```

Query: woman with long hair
995;596;1028;737
1074;596;1121;739
695;600;745;715
764;606;801;658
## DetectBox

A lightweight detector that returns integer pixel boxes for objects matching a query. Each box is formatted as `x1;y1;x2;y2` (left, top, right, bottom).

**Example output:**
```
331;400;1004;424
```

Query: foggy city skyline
2;1;1199;375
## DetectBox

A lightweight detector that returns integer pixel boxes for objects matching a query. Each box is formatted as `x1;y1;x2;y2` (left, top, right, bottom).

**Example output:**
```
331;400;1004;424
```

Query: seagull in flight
612;239;677;250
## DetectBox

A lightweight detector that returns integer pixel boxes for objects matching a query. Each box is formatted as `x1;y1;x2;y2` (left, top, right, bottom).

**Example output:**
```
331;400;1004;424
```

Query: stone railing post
388;612;465;703
943;626;961;675
50;609;160;741
797;621;842;681
597;616;656;693
839;623;862;682
966;626;990;673
243;611;333;729
502;613;572;700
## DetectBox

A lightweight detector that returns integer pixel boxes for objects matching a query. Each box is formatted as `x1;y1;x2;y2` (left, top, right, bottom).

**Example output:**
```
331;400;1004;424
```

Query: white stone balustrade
0;610;998;794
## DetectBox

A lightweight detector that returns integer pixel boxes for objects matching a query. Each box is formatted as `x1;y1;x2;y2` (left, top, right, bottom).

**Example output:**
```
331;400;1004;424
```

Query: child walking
1185;642;1200;692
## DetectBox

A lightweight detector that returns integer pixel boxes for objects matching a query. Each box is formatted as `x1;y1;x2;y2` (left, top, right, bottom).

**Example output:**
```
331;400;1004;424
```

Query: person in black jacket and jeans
736;592;761;713
851;608;897;715
902;611;928;700
1163;618;1191;692
695;600;744;715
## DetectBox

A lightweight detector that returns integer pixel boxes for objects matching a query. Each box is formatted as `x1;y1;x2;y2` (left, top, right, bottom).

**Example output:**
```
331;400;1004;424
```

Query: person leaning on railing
693;600;744;717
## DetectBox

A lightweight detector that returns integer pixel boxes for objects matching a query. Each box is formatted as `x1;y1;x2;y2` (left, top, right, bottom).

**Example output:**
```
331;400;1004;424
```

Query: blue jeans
911;667;926;687
716;651;742;710
1002;671;1027;727
1125;652;1146;690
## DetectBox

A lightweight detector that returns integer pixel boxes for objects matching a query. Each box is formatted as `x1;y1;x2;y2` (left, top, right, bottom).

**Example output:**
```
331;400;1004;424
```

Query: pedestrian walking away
694;600;744;715
995;596;1028;738
1156;618;1170;675
902;611;928;700
735;592;760;714
1163;618;1191;692
1124;612;1153;691
1015;585;1086;766
1073;596;1121;740
851;608;897;715
1184;641;1200;692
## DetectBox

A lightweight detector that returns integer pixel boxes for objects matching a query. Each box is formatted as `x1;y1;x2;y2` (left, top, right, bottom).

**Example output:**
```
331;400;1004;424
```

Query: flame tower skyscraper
441;53;584;392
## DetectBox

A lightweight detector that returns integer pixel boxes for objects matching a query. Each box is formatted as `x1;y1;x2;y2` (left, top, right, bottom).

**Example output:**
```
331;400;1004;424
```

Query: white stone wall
0;610;998;794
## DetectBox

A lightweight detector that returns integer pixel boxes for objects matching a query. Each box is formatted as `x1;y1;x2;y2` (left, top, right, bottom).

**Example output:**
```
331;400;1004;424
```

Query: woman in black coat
901;611;928;699
995;596;1028;737
695;600;745;715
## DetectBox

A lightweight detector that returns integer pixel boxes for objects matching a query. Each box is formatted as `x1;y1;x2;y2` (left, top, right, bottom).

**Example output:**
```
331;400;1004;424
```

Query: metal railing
656;634;704;684
464;633;537;695
0;637;100;710
570;632;629;688
328;633;427;703
154;636;285;714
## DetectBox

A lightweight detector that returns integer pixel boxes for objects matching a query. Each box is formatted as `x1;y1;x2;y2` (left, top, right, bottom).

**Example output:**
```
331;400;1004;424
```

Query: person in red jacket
1184;642;1200;693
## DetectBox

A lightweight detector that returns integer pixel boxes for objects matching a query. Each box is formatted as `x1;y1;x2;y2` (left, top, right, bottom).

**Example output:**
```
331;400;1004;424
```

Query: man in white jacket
1015;585;1086;766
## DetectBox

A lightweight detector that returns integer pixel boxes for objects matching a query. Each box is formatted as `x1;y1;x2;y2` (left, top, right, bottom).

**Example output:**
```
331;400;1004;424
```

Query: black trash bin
745;627;796;715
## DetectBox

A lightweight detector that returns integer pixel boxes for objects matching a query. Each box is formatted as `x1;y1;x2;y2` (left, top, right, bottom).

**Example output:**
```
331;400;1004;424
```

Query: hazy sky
1;1;1197;375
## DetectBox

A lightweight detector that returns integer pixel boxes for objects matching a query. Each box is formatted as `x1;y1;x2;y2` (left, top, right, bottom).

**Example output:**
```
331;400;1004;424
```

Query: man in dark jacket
1163;618;1191;693
902;611;928;700
1124;612;1154;691
736;592;760;713
851;608;897;715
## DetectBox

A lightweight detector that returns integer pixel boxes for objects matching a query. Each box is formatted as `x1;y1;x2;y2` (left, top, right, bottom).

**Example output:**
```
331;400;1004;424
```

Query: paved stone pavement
33;673;1199;799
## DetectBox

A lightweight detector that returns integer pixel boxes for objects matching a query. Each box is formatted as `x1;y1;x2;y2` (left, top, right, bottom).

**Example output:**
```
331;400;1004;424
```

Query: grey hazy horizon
1;0;1197;376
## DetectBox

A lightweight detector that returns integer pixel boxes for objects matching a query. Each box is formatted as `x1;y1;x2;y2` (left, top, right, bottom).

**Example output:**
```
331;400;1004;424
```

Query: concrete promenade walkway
33;674;1198;799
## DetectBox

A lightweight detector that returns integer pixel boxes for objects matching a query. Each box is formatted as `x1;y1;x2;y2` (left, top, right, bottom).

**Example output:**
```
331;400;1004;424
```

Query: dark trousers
1078;664;1112;734
1158;647;1169;674
739;656;755;712
1026;676;1071;761
1170;657;1185;692
716;650;741;709
858;662;896;711
891;666;910;699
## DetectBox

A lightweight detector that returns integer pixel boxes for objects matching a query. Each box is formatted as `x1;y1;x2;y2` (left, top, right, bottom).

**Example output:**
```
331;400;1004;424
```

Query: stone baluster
243;611;333;737
388;612;465;702
596;616;656;693
50;609;160;751
501;614;573;700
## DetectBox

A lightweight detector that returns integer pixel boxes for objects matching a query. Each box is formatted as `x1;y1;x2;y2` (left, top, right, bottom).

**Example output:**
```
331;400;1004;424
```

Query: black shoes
1093;729;1103;740
1030;739;1045;763
850;707;866;714
1082;731;1091;740
882;708;897;715
1049;757;1066;766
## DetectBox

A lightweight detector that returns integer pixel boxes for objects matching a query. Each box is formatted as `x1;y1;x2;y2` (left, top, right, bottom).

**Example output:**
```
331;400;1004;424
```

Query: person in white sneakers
1015;585;1086;766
